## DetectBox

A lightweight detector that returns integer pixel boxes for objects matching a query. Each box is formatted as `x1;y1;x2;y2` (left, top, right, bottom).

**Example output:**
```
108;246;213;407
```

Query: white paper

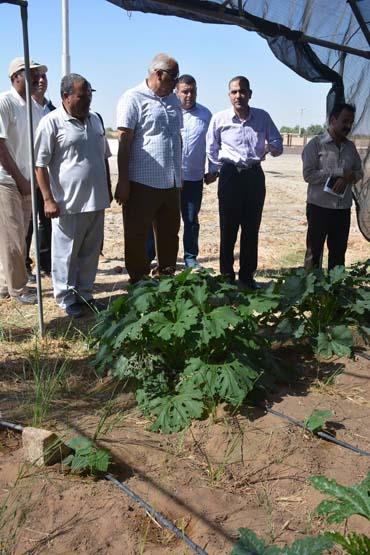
323;176;347;199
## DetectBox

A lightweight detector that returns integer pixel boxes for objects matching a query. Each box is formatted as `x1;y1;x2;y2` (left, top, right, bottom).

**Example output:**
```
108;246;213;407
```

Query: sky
0;0;331;130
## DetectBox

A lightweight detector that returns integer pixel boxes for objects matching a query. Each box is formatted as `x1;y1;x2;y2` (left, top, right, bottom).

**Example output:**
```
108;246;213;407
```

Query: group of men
0;52;363;317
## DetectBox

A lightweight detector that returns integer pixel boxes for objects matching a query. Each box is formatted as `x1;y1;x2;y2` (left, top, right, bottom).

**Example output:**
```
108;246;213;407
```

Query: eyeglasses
157;68;179;83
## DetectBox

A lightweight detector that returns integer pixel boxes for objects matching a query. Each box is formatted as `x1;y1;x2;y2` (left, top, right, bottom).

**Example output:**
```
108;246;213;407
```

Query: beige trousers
0;185;32;296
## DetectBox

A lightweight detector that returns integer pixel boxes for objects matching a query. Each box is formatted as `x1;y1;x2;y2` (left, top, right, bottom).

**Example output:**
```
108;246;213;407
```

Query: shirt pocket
62;124;88;160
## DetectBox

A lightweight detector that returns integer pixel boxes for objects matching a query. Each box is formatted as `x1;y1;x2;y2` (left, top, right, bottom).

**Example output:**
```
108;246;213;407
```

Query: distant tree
280;126;294;134
306;124;325;136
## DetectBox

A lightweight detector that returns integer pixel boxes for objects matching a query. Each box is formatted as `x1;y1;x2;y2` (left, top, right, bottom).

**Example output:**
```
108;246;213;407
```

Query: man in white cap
0;57;48;304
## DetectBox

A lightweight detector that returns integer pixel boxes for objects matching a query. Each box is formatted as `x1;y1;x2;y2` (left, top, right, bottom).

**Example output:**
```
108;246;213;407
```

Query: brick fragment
22;427;71;466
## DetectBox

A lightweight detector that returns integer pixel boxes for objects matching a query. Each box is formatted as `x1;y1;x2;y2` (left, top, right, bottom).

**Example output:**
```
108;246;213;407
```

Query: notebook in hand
323;176;347;199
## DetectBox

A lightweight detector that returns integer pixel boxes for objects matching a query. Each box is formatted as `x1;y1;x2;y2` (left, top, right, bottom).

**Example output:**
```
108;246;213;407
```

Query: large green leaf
114;312;153;345
328;265;347;284
231;528;280;554
148;390;204;433
238;293;280;317
189;283;209;309
311;473;370;523
150;299;199;340
199;305;242;344
231;528;332;555
316;325;353;358
183;357;258;406
327;532;370;555
278;271;316;305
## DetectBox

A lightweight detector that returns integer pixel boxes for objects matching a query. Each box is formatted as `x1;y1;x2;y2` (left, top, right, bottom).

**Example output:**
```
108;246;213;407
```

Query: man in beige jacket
0;57;48;304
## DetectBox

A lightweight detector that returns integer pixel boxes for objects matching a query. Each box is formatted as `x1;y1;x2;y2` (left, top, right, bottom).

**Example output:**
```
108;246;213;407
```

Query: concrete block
22;427;72;466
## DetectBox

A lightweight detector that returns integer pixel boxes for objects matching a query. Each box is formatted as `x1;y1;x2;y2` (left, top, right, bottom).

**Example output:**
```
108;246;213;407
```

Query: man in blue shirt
207;76;283;289
177;75;216;268
147;74;216;268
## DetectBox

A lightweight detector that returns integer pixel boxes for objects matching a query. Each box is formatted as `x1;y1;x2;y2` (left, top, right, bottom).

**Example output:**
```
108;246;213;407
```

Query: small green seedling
304;409;333;433
63;436;110;474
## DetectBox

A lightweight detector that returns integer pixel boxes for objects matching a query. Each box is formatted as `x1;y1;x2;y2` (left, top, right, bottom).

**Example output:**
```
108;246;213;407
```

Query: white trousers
52;210;104;308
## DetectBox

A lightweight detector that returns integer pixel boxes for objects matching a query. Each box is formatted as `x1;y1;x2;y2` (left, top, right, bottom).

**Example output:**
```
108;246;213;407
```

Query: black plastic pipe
266;407;370;457
106;474;208;555
0;420;24;432
0;419;208;555
356;350;370;362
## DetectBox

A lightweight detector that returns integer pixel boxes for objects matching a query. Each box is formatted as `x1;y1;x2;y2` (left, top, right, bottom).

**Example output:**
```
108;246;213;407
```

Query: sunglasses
157;68;179;83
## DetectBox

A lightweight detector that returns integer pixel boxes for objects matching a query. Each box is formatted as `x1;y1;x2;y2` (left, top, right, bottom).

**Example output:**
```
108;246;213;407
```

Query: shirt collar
10;86;26;106
231;106;253;123
61;105;90;123
142;79;175;102
182;102;198;114
320;129;348;145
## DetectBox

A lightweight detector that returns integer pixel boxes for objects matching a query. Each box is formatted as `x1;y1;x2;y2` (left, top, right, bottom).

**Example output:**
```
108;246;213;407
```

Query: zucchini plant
267;265;370;358
94;270;274;432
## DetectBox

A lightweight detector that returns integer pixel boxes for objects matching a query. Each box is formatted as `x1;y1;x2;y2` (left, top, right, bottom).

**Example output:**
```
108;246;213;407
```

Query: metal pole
20;3;44;336
62;0;71;76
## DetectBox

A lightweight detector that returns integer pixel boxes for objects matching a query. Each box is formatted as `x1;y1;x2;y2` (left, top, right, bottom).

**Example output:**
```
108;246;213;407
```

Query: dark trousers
124;181;180;283
218;162;265;282
306;203;351;270
25;188;51;273
181;179;203;266
146;179;203;266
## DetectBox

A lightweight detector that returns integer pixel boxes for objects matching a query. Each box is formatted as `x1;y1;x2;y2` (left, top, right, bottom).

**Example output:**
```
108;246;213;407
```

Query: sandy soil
0;152;369;554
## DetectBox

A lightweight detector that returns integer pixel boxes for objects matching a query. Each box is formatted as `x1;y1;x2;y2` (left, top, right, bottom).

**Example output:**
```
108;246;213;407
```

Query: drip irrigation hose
0;419;208;555
105;474;208;555
356;350;370;362
0;420;24;432
266;407;370;457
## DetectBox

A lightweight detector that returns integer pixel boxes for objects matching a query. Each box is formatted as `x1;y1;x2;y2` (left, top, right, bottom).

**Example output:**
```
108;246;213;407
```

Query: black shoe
82;298;106;312
14;291;38;304
27;269;36;284
65;303;83;318
238;278;262;291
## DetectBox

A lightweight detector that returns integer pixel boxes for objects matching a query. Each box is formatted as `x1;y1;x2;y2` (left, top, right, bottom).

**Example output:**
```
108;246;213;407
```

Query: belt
235;162;261;173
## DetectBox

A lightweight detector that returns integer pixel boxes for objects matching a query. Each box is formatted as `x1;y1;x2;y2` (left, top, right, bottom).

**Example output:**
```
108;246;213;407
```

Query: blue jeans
181;179;203;267
147;179;203;267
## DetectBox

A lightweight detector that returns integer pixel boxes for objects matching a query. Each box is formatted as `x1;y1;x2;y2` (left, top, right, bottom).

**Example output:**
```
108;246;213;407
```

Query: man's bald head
147;53;179;97
148;53;178;74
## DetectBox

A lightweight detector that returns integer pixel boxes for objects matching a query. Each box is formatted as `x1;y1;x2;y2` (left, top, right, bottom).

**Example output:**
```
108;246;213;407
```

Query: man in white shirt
35;73;112;318
0;57;48;304
115;53;183;283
